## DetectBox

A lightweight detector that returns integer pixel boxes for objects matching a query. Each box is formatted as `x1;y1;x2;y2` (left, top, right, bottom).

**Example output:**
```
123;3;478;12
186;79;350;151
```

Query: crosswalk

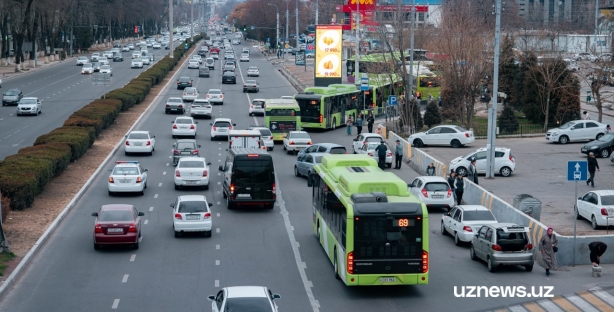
485;287;614;312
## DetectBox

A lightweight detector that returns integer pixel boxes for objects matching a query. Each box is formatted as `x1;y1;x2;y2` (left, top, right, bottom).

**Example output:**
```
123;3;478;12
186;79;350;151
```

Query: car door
445;207;460;234
585;192;599;220
439;127;456;146
423;127;442;145
474;151;488;173
475;226;489;259
139;165;147;183
408;178;422;198
482;227;494;256
353;135;364;152
300;155;313;176
570;122;585;141
132;206;141;231
452;209;463;234
585;122;601;140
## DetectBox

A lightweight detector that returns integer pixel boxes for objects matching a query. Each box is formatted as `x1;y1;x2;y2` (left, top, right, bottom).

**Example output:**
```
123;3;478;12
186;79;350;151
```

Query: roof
175;138;197;143
591;190;614;196
457;205;490;211
178;195;207;202
230;148;270;156
252;99;266;102
178;157;205;162
213;118;232;122
289;131;308;134
314;143;344;148
175;116;194;120
226;286;267;298
229;129;261;135
101;204;134;211
362;133;383;138
129;130;150;134
418;176;448;183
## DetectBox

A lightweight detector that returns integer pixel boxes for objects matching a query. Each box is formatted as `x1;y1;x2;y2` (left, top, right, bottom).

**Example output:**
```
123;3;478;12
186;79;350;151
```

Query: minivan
219;148;276;210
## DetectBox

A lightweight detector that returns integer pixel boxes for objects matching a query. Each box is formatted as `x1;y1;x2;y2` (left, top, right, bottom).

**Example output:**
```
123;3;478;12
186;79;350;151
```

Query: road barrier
387;131;447;177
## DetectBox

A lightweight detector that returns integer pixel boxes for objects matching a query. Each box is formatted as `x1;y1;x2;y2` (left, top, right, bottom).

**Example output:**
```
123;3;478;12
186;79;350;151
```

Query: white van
228;130;262;149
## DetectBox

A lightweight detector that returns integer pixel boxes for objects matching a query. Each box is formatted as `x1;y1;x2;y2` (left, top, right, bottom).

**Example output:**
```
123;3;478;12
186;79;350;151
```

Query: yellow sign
315;25;342;78
285;43;289;48
350;0;374;4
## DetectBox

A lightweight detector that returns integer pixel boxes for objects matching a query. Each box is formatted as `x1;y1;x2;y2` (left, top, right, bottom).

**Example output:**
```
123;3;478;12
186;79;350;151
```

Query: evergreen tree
423;101;442;128
499;35;519;108
498;104;519;133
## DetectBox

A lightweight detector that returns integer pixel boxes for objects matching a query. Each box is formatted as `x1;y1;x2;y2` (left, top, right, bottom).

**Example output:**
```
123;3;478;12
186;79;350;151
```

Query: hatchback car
576;190;614;230
408;125;475;148
441;205;498;245
171;195;213;237
188;60;200;69
208;286;280;312
249;99;265;116
165;97;185;114
92;204;144;250
243;80;259;93
222;71;237;84
2;88;23;106
210;118;236;140
247;66;260;77
172;139;201;166
206;89;224;105
295;153;325;178
107;161;148;196
357;142;393;168
177;77;193;89
174;157;212;190
124;131;155;156
81;63;94;74
581;133;614;158
283;131;312;155
297;143;346;158
172;117;198;138
249;126;274;151
408;176;455;210
182;87;199;102
449;147;516;177
471;223;534;272
190;99;212;119
198;66;210;77
546;120;607;144
16;97;42;116
131;58;143;68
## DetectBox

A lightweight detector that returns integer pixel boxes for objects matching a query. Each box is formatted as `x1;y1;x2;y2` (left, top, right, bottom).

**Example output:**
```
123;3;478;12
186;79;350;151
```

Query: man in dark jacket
587;152;599;187
375;141;387;169
367;113;375;133
468;158;479;185
589;241;607;266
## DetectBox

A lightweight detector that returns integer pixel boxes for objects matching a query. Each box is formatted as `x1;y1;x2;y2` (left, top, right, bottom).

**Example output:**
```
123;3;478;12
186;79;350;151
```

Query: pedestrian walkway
483;287;614;312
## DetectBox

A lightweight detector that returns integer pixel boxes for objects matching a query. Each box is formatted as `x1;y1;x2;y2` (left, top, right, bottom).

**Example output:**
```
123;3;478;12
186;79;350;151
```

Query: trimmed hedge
0;35;205;211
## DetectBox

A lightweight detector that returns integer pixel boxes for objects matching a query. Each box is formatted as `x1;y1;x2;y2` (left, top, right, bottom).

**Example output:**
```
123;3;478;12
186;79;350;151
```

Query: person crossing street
587;152;599;187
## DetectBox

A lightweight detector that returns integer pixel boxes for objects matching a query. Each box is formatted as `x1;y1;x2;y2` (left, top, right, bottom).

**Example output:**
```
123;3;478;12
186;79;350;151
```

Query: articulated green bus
264;98;301;142
308;154;429;286
294;85;362;130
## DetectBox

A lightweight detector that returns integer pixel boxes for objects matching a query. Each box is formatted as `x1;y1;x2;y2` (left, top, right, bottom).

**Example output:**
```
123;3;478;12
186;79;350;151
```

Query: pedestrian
367;113;375;133
375;124;383;136
454;174;464;205
375;141;388;170
583;110;591;120
448;169;457;200
589;241;608;267
468;158;479;185
346;115;353;136
394;140;403;169
606;125;612;134
539;227;558;276
356;113;364;135
426;162;436;176
587;152;599;187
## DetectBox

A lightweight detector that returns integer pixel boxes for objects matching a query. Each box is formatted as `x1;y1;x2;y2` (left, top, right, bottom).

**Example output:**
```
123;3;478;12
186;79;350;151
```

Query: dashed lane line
154;194;159;199
144;220;149;225
130;254;136;262
215;280;219;287
122;274;129;283
158;183;163;187
215;260;220;266
216;244;220;250
112;299;120;309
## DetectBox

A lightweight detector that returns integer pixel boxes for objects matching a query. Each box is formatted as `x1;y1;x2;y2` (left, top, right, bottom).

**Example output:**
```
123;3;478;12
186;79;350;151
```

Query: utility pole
269;3;279;53
595;0;599;53
408;0;416;116
190;0;194;42
486;0;502;178
70;18;74;57
169;0;174;58
353;0;359;84
315;0;319;25
295;0;299;50
286;2;289;60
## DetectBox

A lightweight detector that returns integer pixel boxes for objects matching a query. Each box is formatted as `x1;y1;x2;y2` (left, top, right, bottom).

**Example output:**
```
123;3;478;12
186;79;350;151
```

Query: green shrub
34;126;95;161
1;194;10;222
18;143;72;176
65;99;123;134
0;172;37;210
2;154;55;198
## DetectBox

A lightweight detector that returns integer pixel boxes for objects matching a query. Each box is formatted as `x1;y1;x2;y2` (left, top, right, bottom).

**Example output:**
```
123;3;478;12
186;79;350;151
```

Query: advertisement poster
314;25;343;86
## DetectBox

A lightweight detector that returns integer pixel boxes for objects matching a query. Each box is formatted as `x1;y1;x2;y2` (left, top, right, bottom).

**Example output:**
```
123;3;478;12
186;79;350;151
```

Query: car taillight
526;243;533;250
175;171;180;177
230;183;235;194
272;183;276;194
289;141;294;145
463;226;473;232
243;84;247;87
465;132;470;138
387;152;392;156
203;170;208;177
136;177;142;183
192;149;199;155
447;189;452;198
177;81;180;84
219;95;223;99
228;126;232;130
213;126;217;131
307;141;312;145
173;124;177;129
601;208;609;216
95;224;103;233
166;104;170;107
190;125;195;129
421;189;428;198
125;140;130;146
422;251;428;273
204;212;211;219
509;155;515;163
146;141;151;146
250;104;254;108
109;177;114;183
206;94;210;98
347;251;354;274
368;152;373;156
178;104;183;108
319;114;323;123
269;136;273;140
183;92;186;96
174;213;182;220
492;244;502;251
128;223;137;232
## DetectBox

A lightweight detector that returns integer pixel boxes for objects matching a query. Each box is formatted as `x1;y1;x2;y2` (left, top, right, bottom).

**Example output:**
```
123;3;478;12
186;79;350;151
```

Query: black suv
177;77;193;89
222;71;236;84
2;88;23;106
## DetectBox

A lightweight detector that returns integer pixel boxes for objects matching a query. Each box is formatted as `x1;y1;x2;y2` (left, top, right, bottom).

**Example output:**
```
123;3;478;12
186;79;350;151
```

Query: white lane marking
216;228;220;233
122;274;129;283
216;260;220;265
24;72;82;96
217;182;221;185
218;153;221;156
218;147;221;150
139;237;142;242
112;299;120;309
158;183;163;187
218;173;221;176
218;159;221;162
149;206;154;211
168;156;172;158
130;254;136;262
216;212;220;216
216;244;220;250
0;118;3;121
154;194;159;198
144;220;149;225
166;163;169;166
163;171;167;175
215;280;220;287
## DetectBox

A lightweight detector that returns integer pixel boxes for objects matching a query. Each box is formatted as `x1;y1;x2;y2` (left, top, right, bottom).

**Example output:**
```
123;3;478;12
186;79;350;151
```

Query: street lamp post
190;0;194;42
486;0;502;178
354;0;359;84
268;3;280;53
286;1;289;59
295;0;299;50
169;0;174;58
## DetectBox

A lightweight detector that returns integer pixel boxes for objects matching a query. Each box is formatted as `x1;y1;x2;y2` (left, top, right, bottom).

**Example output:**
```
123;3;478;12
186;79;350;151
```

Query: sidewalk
0;56;76;81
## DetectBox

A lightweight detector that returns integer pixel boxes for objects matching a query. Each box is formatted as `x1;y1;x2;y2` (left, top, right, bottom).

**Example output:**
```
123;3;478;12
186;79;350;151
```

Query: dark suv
222;71;236;84
172;139;201;166
177;77;193;90
2;88;23;106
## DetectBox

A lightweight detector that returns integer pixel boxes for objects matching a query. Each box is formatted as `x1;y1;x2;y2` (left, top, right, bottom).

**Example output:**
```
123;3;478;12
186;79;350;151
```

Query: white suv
546;120;607;144
449;147;516;177
408;125;475;148
408;176;455;211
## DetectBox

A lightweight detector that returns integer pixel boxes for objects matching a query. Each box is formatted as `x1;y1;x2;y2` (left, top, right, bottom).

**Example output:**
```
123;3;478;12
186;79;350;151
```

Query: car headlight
550;132;559;136
590;145;599;149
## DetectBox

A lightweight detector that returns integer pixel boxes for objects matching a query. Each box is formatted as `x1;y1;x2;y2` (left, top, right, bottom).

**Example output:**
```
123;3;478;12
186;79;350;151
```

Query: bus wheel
334;251;341;280
332;118;336;130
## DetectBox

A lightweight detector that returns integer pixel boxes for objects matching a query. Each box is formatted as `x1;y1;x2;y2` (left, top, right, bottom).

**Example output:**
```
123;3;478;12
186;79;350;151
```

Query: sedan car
90;53;100;62
81;64;95;75
128;43;135;50
16;97;42;116
581;133;614;158
408;176;454;210
240;54;250;62
208;286;280;312
247;66;260;77
352;133;384;154
174;157;212;190
206;89;224;105
172;117;198;138
205;58;215;69
295;152;325;178
76;56;89;66
441;205;498;246
107;160;148;196
357;142;393;168
243;80;259;93
152;42;161;49
124;131;155;156
92;204;144;250
121;45;130;52
99;59;109;66
182;87;199;102
191;55;203;64
471;223;534;272
249;126;274;151
408;125;475;148
165;97;185;114
190;99;212;119
177;77;193;89
132;51;142;59
222;71;237;84
131;58;144;68
141;56;151;65
113;53;123;62
103;51;114;59
188;60;200;69
249;99;265;116
283;131;312;155
99;65;112;76
210;118;235;140
297;143;346;159
546;120;607;144
576;190;614;230
172;139;201;166
449;147;516;177
199;66;210;77
211;52;219;60
171;195;213;237
91;62;101;72
2;88;23;106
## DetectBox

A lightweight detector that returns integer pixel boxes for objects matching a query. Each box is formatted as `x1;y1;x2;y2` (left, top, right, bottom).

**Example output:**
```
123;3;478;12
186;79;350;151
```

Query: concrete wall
387;131;447;177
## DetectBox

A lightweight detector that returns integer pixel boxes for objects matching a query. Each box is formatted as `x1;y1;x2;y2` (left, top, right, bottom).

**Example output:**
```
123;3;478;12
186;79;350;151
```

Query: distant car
165;97;185;114
182;87;199;102
249;99;265;116
581;133;614;158
152;42;161;49
2;88;23;106
574;52;597;62
246;67;260;77
99;65;112;76
295;152;325;178
172;139;201;166
76;56;89;66
188;60;200;69
172;116;198;138
171;195;213;237
90;53;100;62
141;56;151;65
131;58;144;68
91;62;101;72
249;126;274;151
191;55;203;64
103;51;113;59
198;66;210;77
124;131;156;156
283;131;312;155
206;89;224;105
441;205;498;246
132;51;142;59
113;53;123;62
208;286;280;312
92;204;144;250
240;54;250;62
205;58;215;69
190;99;212;119
546;120;607;144
177;77;193;89
128;43;135;50
16;97;42;116
408;125;475;148
81;63;94;74
297;143;346;158
357;142;393;168
107;160;148;196
243;80;259;93
99;59;109;66
352;133;384;154
174;157;212;190
408;176;455;210
121;46;130;52
471;223;534;272
576;190;614;230
210;118;236;140
222;71;237;84
211;52;219;60
449;146;516;177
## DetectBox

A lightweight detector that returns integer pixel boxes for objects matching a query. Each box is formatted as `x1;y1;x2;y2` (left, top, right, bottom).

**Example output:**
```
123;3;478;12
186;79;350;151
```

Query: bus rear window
234;159;274;183
354;216;422;259
268;109;298;116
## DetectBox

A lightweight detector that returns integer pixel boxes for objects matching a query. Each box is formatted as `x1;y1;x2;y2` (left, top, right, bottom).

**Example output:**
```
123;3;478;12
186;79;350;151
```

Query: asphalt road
0;42;609;312
0;45;171;160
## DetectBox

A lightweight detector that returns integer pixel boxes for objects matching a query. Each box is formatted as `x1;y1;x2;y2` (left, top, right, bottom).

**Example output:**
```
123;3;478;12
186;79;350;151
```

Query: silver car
165;97;185;114
470;223;534;272
283;131;312;155
16;97;42;116
131;58;143;68
294;152;325;178
182;87;199;102
190;99;212;119
297;143;347;158
250;126;274;151
358;142;392;168
141;57;151;65
407;176;455;210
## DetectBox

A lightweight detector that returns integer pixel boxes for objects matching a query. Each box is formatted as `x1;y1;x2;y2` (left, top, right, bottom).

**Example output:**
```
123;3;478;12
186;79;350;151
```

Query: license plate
218;129;226;132
171;108;177;111
120;180;130;183
134;143;143;146
186;215;200;220
107;228;123;233
237;194;251;198
432;195;444;199
379;277;397;283
581;148;587;151
185;181;198;185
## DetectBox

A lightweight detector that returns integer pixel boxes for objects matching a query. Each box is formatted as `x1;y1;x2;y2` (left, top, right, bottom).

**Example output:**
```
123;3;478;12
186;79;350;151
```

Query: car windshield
602;195;614;205
176;119;193;124
257;129;272;136
112;167;139;175
598;134;614;141
178;201;208;213
424;182;449;192
128;133;149;139
252;100;264;107
224;297;272;312
78;57;87;60
462;210;496;221
176;142;196;150
19;99;37;104
5;90;20;96
178;160;204;168
559;121;575;129
99;210;133;222
290;133;310;139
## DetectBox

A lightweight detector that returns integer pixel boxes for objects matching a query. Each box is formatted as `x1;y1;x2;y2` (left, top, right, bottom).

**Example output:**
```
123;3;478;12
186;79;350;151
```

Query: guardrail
279;66;306;92
386;131;447;177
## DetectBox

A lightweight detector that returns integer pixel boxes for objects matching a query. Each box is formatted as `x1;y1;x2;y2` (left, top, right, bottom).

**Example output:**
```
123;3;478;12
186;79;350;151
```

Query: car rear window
234;159;273;183
245;80;256;84
113;167;139;175
179;77;191;82
176;142;196;150
463;210;496;221
176;119;193;124
329;147;347;154
184;88;196;93
214;121;231;127
100;210;133;221
257;129;272;136
291;133;310;139
178;201;208;213
424;182;449;192
209;90;221;94
128;133;149;139
168;98;182;103
365;137;383;143
602;195;614;205
178;160;204;168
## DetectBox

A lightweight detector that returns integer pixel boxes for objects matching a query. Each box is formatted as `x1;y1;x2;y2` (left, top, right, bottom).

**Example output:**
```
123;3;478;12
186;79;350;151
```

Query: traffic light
243;24;247;31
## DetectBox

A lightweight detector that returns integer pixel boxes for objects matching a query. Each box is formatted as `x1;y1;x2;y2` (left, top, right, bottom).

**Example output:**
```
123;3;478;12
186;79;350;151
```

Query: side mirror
407;183;413;188
198;145;202;148
91;212;98;217
152;135;156;138
475;233;480;237
273;294;281;299
171;120;175;123
207;162;212;165
138;212;145;216
144;169;148;172
210;123;213;126
233;123;237;126
207;296;215;301
170;203;175;208
195;121;198;124
218;165;225;171
208;203;213;207
172;143;176;147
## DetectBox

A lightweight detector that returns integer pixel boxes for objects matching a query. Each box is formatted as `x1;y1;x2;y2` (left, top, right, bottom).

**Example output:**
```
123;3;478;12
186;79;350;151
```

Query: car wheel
226;196;234;210
592;215;599;230
144;182;147;189
597;133;604;140
456;167;468;177
172;135;175;139
499;166;512;177
204;230;212;237
441;222;447;235
266;203;274;210
294;166;300;177
413;139;424;147
487;257;496;272
174;230;181;238
454;232;462;246
334;252;341;280
451;139;461;148
125;151;130;156
139;189;144;196
470;245;478;261
525;264;534;272
203;184;209;190
223;190;227;199
283;145;286;151
387;163;392;168
558;135;569;144
94;243;101;250
600;149;610;158
174;184;180;190
108;191;113;196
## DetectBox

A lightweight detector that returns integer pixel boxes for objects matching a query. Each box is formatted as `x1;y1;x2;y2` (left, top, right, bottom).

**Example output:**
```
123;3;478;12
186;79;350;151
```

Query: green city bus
264;98;301;142
416;75;442;101
363;74;403;116
308;154;429;286
294;85;362;130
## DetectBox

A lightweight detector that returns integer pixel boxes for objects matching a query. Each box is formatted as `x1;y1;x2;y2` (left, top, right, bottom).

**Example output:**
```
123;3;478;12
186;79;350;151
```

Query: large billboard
314;25;343;87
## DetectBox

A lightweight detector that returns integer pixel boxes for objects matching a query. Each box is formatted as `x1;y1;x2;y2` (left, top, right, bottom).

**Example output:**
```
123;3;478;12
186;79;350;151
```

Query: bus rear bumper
345;273;429;286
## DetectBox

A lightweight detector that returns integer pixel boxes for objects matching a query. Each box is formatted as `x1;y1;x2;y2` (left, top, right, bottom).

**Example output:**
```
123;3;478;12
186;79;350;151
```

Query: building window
382;12;394;21
418;12;425;22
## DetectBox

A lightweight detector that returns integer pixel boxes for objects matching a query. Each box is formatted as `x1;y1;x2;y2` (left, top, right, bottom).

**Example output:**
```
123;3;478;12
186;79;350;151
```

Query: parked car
408;125;475;148
546;120;607;144
576;190;614;230
352;133;384;154
408;176;455;210
441;205;498;245
449;147;516;177
470;223;534;272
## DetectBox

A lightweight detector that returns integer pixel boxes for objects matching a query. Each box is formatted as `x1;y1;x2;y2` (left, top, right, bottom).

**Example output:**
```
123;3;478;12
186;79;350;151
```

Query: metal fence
471;123;553;139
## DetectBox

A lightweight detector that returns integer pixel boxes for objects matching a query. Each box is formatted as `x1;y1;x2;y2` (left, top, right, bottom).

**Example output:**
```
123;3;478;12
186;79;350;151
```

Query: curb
0;43;200;301
1;56;77;81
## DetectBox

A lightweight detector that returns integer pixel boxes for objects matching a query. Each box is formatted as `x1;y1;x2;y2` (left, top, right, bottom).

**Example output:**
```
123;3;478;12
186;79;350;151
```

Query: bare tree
525;58;570;130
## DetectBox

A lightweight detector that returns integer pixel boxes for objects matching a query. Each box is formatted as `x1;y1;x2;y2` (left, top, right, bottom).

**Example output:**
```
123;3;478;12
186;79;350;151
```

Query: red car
210;47;220;54
92;204;144;250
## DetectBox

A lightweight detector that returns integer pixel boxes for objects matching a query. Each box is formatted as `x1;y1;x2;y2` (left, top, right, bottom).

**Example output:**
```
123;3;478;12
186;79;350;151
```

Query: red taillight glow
173;124;177;129
230;184;235;194
422;251;428;273
465;132;470;138
307;141;312;145
492;244;502;251
213;126;217;131
368;152;373;156
203;170;208;177
387;152;392;156
192;149;199;155
219;95;223;99
272;183;276;194
463;226;473;232
206;94;210;98
190;125;195;130
289;141;294;145
173;149;179;155
601;208;609;216
146;141;151;146
526;243;533;250
178;104;183;108
228;126;232;130
319;114;323;123
347;251;354;274
509;155;515;163
109;177;114;183
175;171;180;177
128;223;137;232
421;189;428;198
447;188;452;198
174;213;182;220
125;140;130;146
204;212;211;219
136;177;142;183
95;224;103;233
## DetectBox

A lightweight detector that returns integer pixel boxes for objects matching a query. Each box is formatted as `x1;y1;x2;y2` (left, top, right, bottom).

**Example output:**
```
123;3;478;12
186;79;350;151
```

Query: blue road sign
360;77;369;91
388;95;398;106
567;160;588;181
266;37;270;42
251;26;255;30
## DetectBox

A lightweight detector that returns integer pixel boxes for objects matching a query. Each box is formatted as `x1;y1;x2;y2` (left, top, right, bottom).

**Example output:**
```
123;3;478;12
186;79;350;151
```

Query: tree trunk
591;84;603;123
543;91;551;132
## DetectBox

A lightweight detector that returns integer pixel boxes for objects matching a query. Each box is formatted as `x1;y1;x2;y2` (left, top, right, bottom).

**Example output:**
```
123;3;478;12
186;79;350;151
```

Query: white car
103;51;114;59
76;56;89;66
574;52;596;61
240;54;250;62
188;60;200;69
141;57;151;65
99;59;109;66
128;44;135;50
208;286;280;312
210;118;236;140
81;63;94;74
191;55;202;64
408;125;475;148
174;157;212;190
249;99;265;116
121;46;130;52
408;176;455;211
190;99;213;119
247;66;260;77
172;117;198;138
16;97;42;116
132;51;142;59
90;53;100;62
283;131;312;155
131;58;144;68
357;142;392;168
250;126;274;151
576;190;614;230
205;58;215;69
449;147;516;177
441;205;498;245
545;120;607;144
107;161;148;196
152;42;161;49
211;52;219;60
352;133;384;154
171;195;213;238
206;89;224;105
124;131;155;156
99;65;112;76
182;87;199;102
